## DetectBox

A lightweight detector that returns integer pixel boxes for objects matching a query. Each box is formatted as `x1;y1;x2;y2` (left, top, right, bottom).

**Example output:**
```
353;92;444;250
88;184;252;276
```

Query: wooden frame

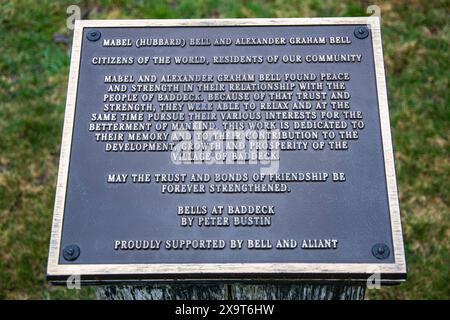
47;17;406;284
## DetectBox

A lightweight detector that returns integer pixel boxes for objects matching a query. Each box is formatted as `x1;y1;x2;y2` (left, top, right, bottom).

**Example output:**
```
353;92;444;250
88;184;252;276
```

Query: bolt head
63;244;80;261
354;26;369;39
372;243;390;260
86;30;101;41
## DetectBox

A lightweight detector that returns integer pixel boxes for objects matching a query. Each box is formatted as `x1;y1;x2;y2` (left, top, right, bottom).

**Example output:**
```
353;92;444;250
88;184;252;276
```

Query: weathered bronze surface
47;18;406;283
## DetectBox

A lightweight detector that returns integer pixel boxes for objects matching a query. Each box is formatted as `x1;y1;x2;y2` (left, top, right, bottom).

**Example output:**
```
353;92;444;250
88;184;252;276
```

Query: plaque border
47;17;407;283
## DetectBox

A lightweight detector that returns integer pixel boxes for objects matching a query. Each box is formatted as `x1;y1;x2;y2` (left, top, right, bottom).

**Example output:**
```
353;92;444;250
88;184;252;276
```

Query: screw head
63;244;80;261
354;26;369;39
371;243;390;260
86;30;101;41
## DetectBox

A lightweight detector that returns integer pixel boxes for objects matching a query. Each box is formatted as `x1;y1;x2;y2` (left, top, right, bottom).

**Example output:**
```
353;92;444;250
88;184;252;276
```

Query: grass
0;0;448;299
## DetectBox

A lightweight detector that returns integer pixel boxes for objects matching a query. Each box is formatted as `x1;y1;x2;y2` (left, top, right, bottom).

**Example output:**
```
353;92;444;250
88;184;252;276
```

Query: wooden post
95;283;365;300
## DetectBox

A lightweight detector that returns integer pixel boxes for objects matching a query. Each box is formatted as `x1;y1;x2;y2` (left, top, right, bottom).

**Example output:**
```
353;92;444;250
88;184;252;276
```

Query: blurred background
0;0;448;299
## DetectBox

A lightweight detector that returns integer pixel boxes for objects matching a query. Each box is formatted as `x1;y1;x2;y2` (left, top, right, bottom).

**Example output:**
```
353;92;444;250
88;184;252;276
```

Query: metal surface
47;17;406;284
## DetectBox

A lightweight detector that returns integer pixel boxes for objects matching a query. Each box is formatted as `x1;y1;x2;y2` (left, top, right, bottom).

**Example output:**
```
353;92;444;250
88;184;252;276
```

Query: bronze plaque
47;18;406;283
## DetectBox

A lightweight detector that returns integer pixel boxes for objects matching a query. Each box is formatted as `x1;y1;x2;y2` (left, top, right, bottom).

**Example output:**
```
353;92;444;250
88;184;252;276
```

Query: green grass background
0;0;448;299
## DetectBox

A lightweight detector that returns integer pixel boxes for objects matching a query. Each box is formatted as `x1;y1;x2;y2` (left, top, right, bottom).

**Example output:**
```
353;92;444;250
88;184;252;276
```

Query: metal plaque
47;18;406;283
